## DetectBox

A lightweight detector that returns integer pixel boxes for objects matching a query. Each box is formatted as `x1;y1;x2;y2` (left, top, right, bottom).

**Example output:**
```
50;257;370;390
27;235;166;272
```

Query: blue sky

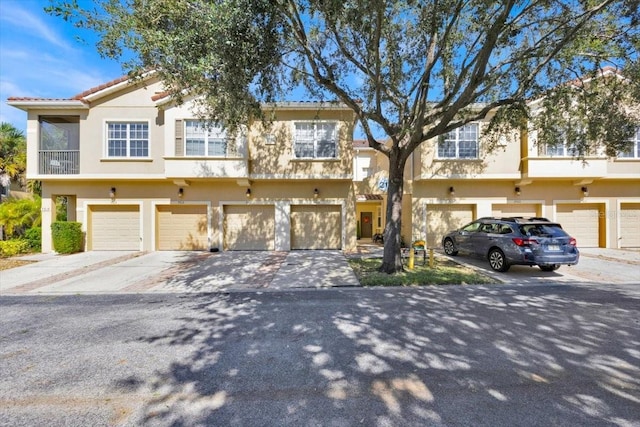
0;0;124;130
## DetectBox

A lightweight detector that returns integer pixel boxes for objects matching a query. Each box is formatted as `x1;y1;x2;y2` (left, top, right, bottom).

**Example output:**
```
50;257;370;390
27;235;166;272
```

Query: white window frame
293;121;338;159
437;123;479;159
618;127;640;159
105;121;150;158
184;120;230;157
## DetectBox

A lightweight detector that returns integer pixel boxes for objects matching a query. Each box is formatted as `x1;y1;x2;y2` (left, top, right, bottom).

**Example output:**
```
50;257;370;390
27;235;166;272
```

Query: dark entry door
361;212;373;238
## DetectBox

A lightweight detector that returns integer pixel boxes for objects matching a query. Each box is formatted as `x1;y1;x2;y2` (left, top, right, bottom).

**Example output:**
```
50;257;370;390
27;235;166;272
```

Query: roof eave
6;99;89;111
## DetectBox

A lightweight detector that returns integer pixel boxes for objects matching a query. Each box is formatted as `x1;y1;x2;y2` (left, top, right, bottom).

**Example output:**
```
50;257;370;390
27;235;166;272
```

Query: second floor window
294;122;337;159
107;122;149;157
438;123;479;159
618;127;640;158
185;120;228;156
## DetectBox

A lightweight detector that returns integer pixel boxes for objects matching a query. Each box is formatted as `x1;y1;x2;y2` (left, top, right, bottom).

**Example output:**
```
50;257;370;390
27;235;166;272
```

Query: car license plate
547;244;561;251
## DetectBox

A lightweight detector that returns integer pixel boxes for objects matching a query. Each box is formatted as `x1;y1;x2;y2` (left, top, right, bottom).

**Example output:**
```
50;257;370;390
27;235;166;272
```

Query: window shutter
175;119;184;156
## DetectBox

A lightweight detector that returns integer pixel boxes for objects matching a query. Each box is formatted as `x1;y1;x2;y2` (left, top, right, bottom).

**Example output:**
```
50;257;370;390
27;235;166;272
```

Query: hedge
0;240;31;257
51;222;83;254
25;227;41;251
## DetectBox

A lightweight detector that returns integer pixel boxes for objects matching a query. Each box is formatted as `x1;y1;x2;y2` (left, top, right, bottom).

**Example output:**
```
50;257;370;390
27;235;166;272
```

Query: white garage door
620;203;640;248
555;203;601;247
426;204;475;248
90;205;140;250
492;203;540;219
291;205;342;250
157;205;208;250
223;205;275;250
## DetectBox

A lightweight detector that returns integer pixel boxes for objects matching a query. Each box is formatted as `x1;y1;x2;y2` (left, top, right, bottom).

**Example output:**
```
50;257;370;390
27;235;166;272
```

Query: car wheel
539;264;560;272
443;238;458;256
488;248;510;272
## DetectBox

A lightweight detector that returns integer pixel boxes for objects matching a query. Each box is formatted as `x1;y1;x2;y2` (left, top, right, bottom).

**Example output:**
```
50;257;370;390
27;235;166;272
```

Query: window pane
108;140;127;157
294;123;315;158
458;124;478;158
316;123;337;158
458;140;477;158
546;144;565;156
438;137;456;158
186;139;205;156
208;138;227;156
294;141;314;158
129;123;148;157
107;123;127;157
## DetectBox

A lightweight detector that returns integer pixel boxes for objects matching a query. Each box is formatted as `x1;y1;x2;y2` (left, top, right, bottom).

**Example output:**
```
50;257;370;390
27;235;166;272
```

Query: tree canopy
49;0;640;272
0;122;26;187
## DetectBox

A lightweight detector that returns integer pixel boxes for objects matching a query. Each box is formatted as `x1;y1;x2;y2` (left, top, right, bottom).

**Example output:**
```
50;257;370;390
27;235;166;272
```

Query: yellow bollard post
429;248;435;268
408;247;415;270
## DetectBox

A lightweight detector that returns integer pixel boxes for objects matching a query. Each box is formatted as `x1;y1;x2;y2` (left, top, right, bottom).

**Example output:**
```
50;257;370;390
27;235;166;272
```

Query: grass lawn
348;257;498;286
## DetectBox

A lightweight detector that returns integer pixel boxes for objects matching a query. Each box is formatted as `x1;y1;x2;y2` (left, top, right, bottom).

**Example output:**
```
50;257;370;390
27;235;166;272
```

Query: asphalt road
1;283;639;426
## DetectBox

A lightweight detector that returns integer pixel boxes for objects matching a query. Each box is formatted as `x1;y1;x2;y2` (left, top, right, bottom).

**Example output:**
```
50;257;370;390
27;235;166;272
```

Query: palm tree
0;122;27;191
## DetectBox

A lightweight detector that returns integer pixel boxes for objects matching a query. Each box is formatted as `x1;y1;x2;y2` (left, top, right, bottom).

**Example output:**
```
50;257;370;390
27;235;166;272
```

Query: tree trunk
379;152;406;274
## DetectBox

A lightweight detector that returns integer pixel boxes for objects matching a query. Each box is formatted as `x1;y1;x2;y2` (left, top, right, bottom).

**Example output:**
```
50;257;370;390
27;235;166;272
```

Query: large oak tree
50;0;639;272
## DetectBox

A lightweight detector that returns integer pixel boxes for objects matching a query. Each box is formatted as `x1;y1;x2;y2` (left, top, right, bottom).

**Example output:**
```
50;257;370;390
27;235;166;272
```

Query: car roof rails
528;217;550;222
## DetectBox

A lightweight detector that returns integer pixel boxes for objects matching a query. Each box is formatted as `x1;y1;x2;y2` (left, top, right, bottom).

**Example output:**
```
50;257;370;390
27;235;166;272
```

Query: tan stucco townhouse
8;74;357;253
353;106;640;250
8;72;640;253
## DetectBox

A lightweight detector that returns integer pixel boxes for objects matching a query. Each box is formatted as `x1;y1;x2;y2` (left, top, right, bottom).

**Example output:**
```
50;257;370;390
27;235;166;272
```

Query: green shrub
0;196;41;239
0;239;30;257
51;222;83;254
24;227;42;251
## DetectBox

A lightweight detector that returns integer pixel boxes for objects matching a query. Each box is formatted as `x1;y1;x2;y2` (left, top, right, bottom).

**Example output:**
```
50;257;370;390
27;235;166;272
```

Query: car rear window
519;224;569;238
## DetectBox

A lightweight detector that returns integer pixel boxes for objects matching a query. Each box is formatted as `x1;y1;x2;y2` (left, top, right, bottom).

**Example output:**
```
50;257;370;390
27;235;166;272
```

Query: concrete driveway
440;247;640;285
1;247;637;295
0;250;360;295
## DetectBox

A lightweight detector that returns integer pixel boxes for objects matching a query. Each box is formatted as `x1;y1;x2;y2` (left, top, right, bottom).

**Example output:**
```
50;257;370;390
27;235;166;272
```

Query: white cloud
0;2;73;51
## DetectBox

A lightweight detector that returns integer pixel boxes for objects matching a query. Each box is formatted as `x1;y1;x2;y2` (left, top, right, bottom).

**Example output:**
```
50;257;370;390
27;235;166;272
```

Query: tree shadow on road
127;285;640;426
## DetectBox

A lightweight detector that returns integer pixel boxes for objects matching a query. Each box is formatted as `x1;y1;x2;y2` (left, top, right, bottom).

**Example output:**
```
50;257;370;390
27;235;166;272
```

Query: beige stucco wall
248;109;354;178
39;179;356;253
416;122;522;180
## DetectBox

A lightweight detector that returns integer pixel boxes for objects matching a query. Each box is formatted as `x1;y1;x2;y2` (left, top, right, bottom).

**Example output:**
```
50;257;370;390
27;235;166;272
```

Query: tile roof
72;75;130;100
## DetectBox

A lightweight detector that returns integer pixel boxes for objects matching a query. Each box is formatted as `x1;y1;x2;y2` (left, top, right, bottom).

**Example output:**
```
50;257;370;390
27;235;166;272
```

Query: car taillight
512;237;537;246
569;237;577;246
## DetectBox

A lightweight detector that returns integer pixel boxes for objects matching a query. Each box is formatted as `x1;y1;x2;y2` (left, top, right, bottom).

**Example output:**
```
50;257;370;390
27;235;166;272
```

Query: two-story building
8;74;357;253
8;73;640;253
353;113;640;250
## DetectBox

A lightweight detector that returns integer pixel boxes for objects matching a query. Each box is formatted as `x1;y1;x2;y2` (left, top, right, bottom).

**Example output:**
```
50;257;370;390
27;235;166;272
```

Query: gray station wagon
442;217;580;272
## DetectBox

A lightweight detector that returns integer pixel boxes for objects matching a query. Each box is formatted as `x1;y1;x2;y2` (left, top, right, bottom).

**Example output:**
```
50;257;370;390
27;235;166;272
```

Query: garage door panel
90;205;140;251
492;203;539;219
157;205;208;250
620;203;640;248
224;205;275;250
427;204;474;248
556;204;600;247
291;205;341;250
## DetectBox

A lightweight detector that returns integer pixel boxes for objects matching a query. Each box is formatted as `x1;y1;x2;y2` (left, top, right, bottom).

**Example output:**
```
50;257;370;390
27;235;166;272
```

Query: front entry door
361;212;373;238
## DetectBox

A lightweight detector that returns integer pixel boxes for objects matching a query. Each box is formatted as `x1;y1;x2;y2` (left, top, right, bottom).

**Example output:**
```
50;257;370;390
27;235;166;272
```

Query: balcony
39;150;79;175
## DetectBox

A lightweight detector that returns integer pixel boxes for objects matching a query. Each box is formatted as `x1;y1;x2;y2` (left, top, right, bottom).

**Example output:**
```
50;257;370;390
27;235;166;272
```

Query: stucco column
274;201;290;251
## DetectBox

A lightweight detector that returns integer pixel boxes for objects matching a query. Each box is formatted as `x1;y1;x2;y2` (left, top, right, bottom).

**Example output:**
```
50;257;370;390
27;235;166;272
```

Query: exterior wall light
515;186;521;196
246;188;251;198
178;188;184;199
581;186;589;197
109;187;116;199
314;188;319;199
449;186;455;196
